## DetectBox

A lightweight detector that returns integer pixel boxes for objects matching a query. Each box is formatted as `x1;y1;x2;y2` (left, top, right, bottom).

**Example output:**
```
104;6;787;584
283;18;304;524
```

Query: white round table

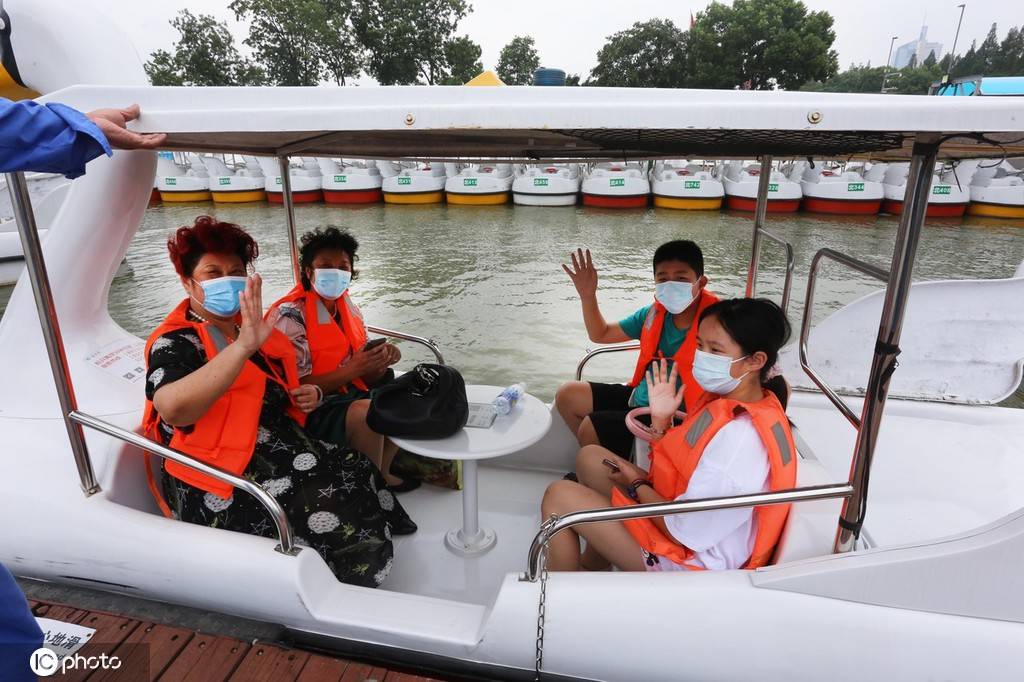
391;384;552;556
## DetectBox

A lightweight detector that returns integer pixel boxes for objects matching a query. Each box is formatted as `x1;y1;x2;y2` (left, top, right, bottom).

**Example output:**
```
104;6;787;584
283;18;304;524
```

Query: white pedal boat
650;161;723;210
877;162;970;218
5;4;1024;679
512;164;581;206
257;156;323;204
379;161;447;205
203;155;267;203
722;161;801;212
581;162;650;208
962;159;1024;219
445;163;514;205
155;153;210;203
785;160;883;215
318;158;383;204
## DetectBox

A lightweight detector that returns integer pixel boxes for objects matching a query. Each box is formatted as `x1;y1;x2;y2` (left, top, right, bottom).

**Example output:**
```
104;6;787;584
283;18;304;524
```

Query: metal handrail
522;482;853;581
799;248;889;429
366;325;445;365
574;342;641;380
753;228;796;315
68;410;301;556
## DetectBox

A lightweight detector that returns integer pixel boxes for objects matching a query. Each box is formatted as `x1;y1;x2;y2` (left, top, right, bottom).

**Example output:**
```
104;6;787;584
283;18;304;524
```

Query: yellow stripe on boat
211;190;267;204
446;192;510;206
383;191;444;205
967;202;1024;219
0;64;40;101
159;191;212;203
653;196;723;210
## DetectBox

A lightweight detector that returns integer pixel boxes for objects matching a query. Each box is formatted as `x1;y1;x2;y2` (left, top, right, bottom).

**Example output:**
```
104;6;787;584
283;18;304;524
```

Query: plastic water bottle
492;383;527;416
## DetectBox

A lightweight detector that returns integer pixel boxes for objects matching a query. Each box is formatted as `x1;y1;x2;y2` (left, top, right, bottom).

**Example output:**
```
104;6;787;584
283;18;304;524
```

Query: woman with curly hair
142;216;405;587
271;227;419;499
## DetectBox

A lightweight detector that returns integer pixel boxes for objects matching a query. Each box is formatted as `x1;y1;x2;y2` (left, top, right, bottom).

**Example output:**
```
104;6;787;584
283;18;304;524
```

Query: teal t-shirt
619;304;689;407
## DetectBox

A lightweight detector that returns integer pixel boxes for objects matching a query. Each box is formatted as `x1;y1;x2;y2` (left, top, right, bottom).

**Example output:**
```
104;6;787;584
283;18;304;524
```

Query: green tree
587;19;687;87
441;35;483;84
353;0;472;85
496;36;540;85
993;26;1024;76
688;0;838;90
565;73;581;86
922;50;937;68
229;0;364;86
952;39;980;77
800;63;886;93
144;10;266;86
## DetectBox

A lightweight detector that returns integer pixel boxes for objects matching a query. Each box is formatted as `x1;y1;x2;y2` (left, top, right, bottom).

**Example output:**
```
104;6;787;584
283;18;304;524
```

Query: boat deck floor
27;597;454;682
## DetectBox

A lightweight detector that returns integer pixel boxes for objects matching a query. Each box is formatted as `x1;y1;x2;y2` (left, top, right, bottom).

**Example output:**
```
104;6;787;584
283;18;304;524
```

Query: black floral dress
145;327;396;588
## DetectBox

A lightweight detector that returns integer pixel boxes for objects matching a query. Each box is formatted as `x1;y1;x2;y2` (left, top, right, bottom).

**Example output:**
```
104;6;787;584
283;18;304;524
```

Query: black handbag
366;364;469;439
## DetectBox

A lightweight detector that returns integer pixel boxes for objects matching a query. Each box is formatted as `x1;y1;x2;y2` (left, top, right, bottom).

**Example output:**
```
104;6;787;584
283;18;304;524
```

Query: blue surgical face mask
655;280;698;314
312;268;351;300
196;276;247;317
692;349;750;394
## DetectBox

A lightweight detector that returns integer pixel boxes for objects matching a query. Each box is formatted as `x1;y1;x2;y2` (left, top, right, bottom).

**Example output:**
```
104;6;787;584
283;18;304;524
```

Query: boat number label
334;175;347;182
847;182;864;191
534;178;549;187
933;185;951;195
768;183;778;192
165;177;177;185
219;178;231;185
610;178;625;187
684;180;701;189
398;177;412;185
275;177;282;185
464;178;478;186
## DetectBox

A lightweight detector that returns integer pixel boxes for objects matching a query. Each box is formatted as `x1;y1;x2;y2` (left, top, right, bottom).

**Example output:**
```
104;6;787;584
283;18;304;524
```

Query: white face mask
312;268;351;300
692;349;750;394
655;280;698;314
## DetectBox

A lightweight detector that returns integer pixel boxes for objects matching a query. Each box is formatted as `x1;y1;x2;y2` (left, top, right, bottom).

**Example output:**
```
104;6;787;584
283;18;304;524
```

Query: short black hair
299;227;359;289
653;240;704;277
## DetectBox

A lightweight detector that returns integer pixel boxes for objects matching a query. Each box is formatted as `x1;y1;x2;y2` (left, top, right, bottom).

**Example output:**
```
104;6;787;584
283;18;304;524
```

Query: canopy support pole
745;154;773;296
5;172;99;496
834;134;940;553
278;156;301;285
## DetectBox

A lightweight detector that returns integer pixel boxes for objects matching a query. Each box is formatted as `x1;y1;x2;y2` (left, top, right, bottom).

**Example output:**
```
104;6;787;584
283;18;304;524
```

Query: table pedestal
444;459;496;556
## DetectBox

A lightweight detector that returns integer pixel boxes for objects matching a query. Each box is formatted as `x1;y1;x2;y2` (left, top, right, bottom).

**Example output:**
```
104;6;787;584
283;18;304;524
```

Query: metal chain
534;515;556;681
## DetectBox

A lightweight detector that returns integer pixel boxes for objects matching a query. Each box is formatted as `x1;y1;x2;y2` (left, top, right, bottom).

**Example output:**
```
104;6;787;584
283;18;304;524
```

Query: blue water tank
533;67;567;86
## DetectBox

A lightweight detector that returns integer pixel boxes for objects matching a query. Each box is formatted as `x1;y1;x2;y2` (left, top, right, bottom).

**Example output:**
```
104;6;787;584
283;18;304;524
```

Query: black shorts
587;381;648;461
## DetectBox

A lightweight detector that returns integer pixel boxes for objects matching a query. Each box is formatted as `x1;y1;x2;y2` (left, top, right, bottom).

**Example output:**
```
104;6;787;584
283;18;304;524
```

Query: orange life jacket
611;389;798;570
141;299;306;505
628;289;719;411
273;284;369;393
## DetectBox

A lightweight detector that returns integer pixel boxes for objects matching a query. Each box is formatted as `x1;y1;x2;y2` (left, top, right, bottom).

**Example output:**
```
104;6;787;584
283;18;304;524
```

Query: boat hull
267;190;323;204
725;196;800;212
802;197;882;215
967;201;1024;219
158;190;212;203
653;195;722;210
446;191;510;206
211;189;267;203
149;188;160;203
582;193;648;208
882;199;968;218
324;189;384;204
512;192;578;206
384;190;444;205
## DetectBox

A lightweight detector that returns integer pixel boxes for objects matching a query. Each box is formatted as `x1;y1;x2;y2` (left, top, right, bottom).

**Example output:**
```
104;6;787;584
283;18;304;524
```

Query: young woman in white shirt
540;297;794;572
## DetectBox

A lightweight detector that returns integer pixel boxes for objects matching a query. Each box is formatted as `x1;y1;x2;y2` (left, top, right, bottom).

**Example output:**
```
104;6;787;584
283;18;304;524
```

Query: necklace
187;307;240;335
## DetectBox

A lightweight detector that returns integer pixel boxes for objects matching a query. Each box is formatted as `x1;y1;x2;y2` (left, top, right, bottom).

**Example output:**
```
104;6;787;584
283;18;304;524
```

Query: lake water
3;202;1023;404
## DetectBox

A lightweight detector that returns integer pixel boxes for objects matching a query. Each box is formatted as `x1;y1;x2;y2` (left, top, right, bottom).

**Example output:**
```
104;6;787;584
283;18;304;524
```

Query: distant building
893;25;943;68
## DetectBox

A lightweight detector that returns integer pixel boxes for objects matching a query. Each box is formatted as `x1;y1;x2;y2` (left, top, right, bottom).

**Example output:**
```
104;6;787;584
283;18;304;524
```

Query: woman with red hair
142;216;406;587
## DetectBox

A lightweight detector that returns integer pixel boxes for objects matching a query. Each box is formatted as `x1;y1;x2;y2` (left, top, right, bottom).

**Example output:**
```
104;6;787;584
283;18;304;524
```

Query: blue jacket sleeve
0;99;112;179
0;562;43;682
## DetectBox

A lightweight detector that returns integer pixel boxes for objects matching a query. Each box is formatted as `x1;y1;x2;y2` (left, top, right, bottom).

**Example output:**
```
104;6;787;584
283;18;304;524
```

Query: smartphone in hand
602;458;621;473
364;337;387;350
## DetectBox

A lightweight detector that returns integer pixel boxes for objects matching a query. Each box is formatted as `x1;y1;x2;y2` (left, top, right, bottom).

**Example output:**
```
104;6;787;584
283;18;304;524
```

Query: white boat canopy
42;85;1024;161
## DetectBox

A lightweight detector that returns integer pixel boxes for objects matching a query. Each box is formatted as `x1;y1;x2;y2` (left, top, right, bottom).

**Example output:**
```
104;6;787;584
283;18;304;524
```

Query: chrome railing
574;342;640;381
522;482;854;581
799;248;889;429
367;325;445;365
753;228;796;315
69;411;301;556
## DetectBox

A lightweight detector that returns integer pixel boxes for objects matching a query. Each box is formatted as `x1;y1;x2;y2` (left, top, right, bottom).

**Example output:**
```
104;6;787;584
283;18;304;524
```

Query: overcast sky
108;0;1020;82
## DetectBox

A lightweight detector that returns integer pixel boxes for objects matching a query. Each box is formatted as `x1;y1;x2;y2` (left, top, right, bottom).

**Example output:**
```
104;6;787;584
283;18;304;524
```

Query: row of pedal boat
153;154;1024;219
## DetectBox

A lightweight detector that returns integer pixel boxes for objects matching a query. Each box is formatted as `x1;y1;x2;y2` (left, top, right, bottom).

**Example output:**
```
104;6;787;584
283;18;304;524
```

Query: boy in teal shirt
555;240;712;459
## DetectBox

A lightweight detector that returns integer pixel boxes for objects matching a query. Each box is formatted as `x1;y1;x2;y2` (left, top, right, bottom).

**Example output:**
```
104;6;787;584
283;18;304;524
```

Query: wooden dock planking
32;599;456;682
